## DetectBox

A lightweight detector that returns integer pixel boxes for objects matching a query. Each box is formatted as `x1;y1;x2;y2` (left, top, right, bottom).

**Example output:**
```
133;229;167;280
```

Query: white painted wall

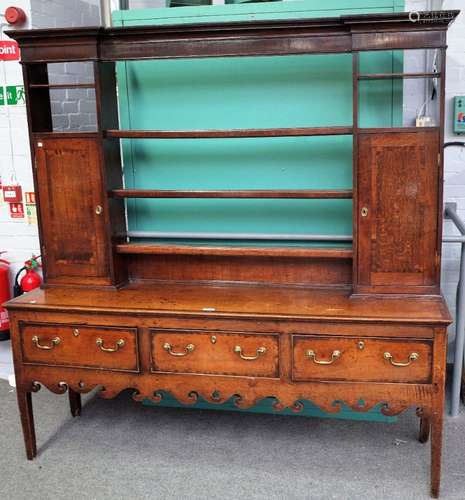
0;0;38;287
0;0;32;382
440;0;465;348
405;0;465;352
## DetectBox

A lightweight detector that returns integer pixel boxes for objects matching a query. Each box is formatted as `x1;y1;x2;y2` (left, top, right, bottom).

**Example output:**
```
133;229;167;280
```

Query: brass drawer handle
234;345;266;361
306;349;341;365
163;342;195;357
96;338;125;353
384;351;419;367
32;335;60;350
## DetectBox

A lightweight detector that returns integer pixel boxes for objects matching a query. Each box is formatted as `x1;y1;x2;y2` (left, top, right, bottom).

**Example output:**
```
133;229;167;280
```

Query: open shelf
105;126;353;139
111;189;353;199
358;72;440;80
31;131;99;138
116;243;353;259
29;83;95;89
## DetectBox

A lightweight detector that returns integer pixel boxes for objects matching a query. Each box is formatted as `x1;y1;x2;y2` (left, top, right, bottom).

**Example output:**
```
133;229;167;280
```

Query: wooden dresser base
4;10;459;499
7;284;449;498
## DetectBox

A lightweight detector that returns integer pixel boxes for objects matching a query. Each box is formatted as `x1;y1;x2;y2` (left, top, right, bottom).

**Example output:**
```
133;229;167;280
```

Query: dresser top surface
5;283;451;325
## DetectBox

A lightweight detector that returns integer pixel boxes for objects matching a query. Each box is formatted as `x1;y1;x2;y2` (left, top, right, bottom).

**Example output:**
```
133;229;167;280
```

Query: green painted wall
120;54;354;240
114;0;403;422
115;0;403;247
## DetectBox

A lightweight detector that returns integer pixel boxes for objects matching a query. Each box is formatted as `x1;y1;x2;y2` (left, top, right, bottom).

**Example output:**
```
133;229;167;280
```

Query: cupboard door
356;130;440;294
35;137;109;283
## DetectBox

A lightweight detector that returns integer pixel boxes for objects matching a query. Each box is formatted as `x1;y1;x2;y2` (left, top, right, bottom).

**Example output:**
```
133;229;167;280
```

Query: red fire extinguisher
14;255;42;297
0;253;11;341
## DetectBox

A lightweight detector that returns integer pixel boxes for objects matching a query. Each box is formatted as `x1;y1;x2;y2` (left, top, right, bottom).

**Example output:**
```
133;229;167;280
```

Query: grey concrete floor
0;379;464;500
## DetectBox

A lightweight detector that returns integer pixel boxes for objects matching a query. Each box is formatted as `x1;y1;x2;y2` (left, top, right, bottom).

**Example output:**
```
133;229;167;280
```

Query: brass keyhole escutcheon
211;335;217;344
361;207;369;217
73;328;80;337
95;205;103;215
358;341;365;350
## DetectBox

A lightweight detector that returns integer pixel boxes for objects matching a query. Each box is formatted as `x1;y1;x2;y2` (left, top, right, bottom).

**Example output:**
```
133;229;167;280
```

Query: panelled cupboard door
356;130;440;294
34;137;109;284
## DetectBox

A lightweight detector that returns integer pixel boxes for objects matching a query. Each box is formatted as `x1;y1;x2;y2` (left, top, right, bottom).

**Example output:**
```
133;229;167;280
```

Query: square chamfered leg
16;389;37;460
419;415;431;443
68;389;82;417
430;330;447;499
430;410;444;499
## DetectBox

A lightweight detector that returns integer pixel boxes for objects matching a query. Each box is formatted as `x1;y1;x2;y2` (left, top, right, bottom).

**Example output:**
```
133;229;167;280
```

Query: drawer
151;329;279;378
20;322;139;372
292;335;432;383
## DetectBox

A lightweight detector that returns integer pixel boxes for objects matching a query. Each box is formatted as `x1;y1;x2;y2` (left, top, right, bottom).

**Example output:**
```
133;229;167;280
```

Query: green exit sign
454;96;465;135
6;85;25;105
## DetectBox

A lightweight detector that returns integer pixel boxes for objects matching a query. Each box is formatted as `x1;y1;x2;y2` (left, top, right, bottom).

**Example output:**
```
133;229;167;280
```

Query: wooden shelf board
358;72;440;80
31;131;99;138
110;189;353;199
105;126;353;139
29;83;95;89
116;243;353;259
6;283;451;325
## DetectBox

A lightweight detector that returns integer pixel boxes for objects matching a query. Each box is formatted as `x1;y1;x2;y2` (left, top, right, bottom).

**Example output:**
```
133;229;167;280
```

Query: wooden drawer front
292;336;432;383
20;323;139;372
151;330;279;377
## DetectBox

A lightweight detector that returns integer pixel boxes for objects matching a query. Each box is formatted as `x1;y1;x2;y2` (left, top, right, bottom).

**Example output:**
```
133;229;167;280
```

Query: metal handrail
444;203;465;417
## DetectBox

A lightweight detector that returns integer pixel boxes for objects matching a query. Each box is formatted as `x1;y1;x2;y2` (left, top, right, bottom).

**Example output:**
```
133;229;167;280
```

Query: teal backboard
115;0;404;248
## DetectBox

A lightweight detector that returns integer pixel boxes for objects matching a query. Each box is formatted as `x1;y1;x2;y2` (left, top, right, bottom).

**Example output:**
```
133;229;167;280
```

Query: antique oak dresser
5;10;459;497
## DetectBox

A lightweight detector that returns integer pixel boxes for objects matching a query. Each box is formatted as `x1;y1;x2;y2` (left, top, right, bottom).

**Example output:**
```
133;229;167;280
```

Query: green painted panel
121;53;354;238
113;0;404;26
143;392;397;423
122;55;353;130
116;3;404;242
359;50;404;128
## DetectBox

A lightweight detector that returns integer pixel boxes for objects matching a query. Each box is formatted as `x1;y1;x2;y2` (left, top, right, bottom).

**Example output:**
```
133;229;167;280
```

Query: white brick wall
0;0;100;289
31;1;100;131
0;0;39;288
30;0;99;28
440;0;465;350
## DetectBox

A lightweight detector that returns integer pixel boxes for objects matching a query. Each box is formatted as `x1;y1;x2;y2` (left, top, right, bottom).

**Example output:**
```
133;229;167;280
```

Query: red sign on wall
3;185;23;203
9;202;24;219
0;41;20;61
25;192;36;204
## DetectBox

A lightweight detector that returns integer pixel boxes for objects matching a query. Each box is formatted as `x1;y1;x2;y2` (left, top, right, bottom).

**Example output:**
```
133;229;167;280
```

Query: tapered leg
16;389;37;460
419;416;431;443
68;389;82;417
430;331;447;498
430;411;443;498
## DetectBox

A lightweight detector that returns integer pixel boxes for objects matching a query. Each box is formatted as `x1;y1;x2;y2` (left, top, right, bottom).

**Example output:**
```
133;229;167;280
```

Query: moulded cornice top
6;10;459;42
5;10;460;62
